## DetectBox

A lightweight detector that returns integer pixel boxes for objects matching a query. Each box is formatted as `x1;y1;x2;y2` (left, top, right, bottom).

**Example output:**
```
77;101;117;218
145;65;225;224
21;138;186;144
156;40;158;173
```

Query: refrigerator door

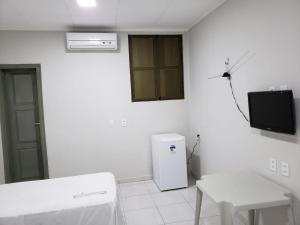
158;138;188;190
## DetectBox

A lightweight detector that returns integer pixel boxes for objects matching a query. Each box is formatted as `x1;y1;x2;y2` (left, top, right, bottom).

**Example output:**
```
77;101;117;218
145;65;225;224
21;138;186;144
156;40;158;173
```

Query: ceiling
0;0;226;31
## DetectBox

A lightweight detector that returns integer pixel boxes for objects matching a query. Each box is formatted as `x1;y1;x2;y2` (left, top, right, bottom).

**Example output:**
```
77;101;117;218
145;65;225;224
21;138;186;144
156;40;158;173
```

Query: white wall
0;31;190;183
188;0;300;224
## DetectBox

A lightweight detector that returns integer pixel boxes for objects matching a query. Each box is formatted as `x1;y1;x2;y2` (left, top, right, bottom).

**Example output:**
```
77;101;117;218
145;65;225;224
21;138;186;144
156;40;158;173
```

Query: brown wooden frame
128;35;184;102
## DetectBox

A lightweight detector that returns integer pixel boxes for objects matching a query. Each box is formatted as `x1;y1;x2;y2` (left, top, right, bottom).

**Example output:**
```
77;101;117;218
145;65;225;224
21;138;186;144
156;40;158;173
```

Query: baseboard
117;175;153;184
117;172;197;184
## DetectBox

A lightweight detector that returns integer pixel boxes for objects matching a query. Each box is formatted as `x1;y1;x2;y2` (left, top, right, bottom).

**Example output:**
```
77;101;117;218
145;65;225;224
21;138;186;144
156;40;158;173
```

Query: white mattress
0;172;122;225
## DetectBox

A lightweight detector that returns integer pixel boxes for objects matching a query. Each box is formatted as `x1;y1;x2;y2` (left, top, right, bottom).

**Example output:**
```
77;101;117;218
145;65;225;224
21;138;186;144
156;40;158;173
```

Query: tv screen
248;90;295;134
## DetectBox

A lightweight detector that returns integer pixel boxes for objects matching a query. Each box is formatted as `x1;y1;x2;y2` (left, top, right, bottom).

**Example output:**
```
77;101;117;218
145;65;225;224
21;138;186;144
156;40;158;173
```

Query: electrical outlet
281;162;289;177
121;119;127;127
269;158;277;172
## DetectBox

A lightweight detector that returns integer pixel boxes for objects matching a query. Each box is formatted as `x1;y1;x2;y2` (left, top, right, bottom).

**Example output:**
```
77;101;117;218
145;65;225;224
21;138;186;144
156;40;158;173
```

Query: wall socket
121;119;127;127
269;158;290;177
281;162;289;177
269;158;277;172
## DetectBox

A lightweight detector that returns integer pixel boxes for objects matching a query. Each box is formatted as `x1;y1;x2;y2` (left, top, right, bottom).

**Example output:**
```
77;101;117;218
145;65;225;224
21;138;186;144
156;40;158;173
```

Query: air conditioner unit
66;33;118;51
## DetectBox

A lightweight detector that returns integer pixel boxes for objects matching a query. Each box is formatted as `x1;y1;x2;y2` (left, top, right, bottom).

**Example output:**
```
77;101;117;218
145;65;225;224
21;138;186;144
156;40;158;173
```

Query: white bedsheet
0;172;121;225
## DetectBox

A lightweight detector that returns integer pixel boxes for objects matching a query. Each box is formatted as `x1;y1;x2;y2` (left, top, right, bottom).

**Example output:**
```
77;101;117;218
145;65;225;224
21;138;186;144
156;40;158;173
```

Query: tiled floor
118;179;221;225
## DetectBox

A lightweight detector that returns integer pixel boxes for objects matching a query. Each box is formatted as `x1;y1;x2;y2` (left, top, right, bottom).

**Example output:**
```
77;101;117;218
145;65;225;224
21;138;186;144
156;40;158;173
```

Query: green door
1;68;47;182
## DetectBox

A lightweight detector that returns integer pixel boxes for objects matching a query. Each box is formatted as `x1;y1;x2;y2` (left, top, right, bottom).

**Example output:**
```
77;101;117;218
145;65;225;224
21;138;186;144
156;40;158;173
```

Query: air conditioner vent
66;33;118;51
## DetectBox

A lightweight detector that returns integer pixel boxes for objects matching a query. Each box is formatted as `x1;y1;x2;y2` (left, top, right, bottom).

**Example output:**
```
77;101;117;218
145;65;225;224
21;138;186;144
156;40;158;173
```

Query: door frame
0;64;49;183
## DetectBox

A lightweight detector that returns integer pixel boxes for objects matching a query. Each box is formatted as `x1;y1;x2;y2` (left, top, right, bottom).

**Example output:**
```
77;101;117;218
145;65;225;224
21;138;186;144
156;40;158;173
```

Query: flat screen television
248;90;295;134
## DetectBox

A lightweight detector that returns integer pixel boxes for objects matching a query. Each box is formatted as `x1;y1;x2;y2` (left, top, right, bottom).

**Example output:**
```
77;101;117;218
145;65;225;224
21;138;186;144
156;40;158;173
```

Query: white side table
194;173;295;225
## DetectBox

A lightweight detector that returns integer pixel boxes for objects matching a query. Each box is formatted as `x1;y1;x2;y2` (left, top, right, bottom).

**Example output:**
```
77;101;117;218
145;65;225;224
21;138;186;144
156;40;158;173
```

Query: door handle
34;122;41;126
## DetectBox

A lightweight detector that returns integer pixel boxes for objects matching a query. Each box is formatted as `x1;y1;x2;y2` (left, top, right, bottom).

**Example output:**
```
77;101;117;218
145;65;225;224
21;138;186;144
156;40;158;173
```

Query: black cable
228;79;249;122
187;141;198;166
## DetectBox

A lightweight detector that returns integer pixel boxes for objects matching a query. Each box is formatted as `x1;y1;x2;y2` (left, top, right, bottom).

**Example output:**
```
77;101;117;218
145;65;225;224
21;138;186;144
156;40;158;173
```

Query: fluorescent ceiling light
77;0;96;7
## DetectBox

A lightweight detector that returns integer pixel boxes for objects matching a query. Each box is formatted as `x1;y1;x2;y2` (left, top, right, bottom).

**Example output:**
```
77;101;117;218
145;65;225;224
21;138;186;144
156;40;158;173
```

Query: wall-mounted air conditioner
66;33;118;51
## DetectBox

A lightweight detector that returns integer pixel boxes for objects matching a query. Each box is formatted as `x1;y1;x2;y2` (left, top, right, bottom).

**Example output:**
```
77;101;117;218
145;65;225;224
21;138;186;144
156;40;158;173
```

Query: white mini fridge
152;133;188;191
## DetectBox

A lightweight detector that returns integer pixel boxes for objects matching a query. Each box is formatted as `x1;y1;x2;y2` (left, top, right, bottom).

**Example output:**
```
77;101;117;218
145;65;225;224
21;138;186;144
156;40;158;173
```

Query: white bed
0;172;124;225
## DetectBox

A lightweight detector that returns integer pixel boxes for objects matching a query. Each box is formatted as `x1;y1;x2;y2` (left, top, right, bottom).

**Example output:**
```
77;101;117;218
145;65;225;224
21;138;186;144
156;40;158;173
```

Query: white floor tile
125;208;164;225
122;195;155;211
199;199;220;217
145;180;160;193
166;216;220;225
152;191;185;206
166;221;194;225
187;196;219;218
118;179;221;225
200;216;220;225
119;182;149;198
178;186;197;205
158;202;194;224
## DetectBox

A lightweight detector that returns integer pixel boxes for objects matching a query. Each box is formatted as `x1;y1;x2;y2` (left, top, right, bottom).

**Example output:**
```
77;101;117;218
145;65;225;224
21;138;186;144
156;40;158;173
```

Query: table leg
194;187;203;225
287;205;295;225
219;203;234;225
254;209;260;225
248;209;257;225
